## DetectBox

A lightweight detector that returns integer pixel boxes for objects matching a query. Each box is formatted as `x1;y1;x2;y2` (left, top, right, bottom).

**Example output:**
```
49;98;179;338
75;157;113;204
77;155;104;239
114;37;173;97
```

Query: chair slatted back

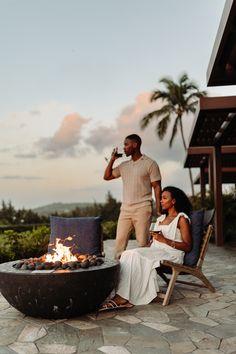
196;224;214;268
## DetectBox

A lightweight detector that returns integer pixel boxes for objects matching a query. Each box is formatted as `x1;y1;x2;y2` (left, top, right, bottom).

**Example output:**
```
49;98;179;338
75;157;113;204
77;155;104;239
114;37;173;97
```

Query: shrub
190;188;236;242
0;226;50;263
102;220;117;240
101;220;135;240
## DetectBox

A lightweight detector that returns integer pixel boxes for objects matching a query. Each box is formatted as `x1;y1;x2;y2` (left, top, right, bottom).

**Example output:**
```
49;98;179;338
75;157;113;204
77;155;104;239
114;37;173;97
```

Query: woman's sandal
98;299;134;312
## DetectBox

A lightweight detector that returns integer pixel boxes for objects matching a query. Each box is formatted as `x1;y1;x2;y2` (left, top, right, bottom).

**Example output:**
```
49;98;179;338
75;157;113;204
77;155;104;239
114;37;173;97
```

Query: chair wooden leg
162;269;179;306
194;270;216;292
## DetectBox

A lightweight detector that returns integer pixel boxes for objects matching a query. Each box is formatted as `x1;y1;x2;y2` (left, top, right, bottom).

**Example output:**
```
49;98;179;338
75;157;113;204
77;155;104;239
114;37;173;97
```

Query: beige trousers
114;204;152;259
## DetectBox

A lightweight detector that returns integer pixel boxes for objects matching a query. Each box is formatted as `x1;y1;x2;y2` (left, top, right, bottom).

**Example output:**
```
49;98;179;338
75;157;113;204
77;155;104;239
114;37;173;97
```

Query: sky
0;0;235;209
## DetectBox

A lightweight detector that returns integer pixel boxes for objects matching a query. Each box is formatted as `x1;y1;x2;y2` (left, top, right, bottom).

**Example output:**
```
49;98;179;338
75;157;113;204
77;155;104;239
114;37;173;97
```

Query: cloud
85;91;189;163
0;148;12;153
14;153;37;159
29;110;41;116
0;175;43;180
85;126;119;153
36;113;90;158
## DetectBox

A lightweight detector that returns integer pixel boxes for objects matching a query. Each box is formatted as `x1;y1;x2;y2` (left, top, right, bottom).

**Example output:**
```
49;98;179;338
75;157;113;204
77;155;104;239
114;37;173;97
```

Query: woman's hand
150;231;166;243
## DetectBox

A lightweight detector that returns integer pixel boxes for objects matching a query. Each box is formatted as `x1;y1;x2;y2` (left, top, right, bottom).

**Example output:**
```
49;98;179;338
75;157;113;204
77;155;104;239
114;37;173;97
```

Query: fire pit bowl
0;259;120;319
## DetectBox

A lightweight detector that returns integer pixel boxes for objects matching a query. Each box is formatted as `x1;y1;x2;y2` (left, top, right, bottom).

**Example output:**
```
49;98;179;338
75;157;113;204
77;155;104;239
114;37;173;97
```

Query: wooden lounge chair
156;209;215;306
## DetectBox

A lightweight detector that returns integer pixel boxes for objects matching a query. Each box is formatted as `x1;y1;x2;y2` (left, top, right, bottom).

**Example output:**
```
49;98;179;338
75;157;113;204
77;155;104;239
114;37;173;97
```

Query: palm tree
141;73;207;196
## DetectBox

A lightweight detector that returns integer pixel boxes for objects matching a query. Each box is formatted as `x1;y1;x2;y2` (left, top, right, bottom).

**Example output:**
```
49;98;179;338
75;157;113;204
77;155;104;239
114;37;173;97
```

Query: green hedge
0;226;50;263
0;223;49;233
190;189;236;242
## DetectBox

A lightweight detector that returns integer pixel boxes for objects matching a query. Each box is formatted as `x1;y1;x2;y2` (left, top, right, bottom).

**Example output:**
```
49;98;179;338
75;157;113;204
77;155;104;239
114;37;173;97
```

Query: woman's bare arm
151;216;192;252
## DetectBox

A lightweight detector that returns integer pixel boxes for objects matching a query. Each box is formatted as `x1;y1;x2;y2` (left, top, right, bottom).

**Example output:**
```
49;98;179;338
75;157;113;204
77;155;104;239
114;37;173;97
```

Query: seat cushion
49;216;102;256
184;209;204;267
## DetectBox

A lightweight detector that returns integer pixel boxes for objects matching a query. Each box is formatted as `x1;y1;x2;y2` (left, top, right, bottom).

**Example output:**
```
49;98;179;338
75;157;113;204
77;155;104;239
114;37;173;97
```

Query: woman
100;186;192;311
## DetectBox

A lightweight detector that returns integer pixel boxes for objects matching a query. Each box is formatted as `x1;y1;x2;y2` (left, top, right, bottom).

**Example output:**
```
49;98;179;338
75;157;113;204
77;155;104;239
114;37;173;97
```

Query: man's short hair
125;134;142;147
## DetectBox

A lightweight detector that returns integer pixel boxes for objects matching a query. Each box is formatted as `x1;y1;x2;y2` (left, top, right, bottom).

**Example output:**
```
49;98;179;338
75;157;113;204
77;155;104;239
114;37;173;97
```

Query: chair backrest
48;216;103;256
196;224;214;268
203;209;215;229
184;209;215;267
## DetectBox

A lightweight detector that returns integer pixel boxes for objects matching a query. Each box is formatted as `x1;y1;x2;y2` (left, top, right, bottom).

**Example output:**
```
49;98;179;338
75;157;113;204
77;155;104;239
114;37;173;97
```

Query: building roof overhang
207;0;236;86
184;96;236;168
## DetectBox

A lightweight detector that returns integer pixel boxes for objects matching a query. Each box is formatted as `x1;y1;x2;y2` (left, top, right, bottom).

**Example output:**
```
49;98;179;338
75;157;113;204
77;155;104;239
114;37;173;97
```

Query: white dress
116;212;189;305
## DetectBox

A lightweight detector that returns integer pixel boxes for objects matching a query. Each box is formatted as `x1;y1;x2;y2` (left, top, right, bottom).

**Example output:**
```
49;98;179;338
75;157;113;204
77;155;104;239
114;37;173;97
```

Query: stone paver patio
0;240;236;354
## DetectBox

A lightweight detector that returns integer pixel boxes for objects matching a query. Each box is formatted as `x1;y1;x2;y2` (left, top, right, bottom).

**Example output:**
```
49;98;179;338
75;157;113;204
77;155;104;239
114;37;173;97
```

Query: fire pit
0;237;120;318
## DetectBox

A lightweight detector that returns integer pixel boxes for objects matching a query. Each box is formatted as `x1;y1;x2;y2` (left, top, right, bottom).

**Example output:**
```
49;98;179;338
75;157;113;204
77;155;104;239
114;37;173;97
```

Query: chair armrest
161;260;197;273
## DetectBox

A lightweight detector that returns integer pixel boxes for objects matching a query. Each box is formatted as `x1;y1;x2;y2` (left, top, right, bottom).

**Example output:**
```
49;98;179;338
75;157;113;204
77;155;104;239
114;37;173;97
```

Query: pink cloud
86;92;164;153
36;113;90;158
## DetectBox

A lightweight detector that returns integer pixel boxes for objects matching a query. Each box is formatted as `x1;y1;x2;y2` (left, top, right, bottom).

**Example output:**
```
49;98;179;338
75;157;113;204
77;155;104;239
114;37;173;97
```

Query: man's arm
103;148;120;180
151;180;162;216
104;158;116;180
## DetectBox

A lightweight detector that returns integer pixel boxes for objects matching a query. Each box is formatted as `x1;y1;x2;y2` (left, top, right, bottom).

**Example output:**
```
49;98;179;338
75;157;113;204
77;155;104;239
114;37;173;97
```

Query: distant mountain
33;202;93;216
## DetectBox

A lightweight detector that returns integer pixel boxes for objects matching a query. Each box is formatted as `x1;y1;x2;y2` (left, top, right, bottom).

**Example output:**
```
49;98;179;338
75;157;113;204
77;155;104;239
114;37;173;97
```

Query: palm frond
140;112;156;129
185;101;199;113
169;117;179;147
156;115;170;139
151;90;169;102
141;104;175;129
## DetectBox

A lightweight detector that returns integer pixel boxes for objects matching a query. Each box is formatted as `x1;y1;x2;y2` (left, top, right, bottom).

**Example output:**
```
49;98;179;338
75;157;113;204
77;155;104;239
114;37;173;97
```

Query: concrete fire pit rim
0;259;120;275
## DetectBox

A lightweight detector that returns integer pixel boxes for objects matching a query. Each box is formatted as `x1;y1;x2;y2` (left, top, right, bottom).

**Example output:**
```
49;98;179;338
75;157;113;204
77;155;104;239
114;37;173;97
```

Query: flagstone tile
167;313;189;323
114;315;141;324
0;323;25;346
179;305;208;317
17;324;47;342
161;329;190;344
207;324;236;339
78;350;101;354
135;309;169;323
0;307;25;319
23;317;55;327
0;318;23;329
35;323;79;346
168;319;213;332
196;301;230;313
0;302;11;311
189;316;218;326
163;306;185;315
95;311;120;321
200;293;223;300
186;329;209;342
192;350;224;354
208;306;236;320
77;327;104;353
178;289;201;298
175;297;207;306
194;336;221;350
102;325;131;346
66;319;99;330
220;336;236;353
98;346;131;354
125;335;170;350
8;342;38;354
37;343;77;354
128;346;168;354
0;347;16;354
142;322;179;333
212;315;236;325
170;341;196;354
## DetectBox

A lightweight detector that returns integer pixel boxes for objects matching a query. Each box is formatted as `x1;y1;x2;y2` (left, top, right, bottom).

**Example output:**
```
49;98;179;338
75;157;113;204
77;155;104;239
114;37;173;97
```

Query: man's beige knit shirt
112;155;161;210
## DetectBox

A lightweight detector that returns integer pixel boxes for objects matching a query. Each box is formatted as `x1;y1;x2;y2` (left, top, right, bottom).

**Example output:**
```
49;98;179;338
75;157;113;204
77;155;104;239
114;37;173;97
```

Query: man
104;134;162;259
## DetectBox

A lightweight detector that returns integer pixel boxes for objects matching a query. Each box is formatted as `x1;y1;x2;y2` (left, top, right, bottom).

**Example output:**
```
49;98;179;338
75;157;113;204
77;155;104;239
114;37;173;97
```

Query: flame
45;237;77;263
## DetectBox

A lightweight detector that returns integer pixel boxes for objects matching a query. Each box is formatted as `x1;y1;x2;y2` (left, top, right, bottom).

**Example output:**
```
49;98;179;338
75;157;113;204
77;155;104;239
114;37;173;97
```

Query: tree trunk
179;117;195;196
